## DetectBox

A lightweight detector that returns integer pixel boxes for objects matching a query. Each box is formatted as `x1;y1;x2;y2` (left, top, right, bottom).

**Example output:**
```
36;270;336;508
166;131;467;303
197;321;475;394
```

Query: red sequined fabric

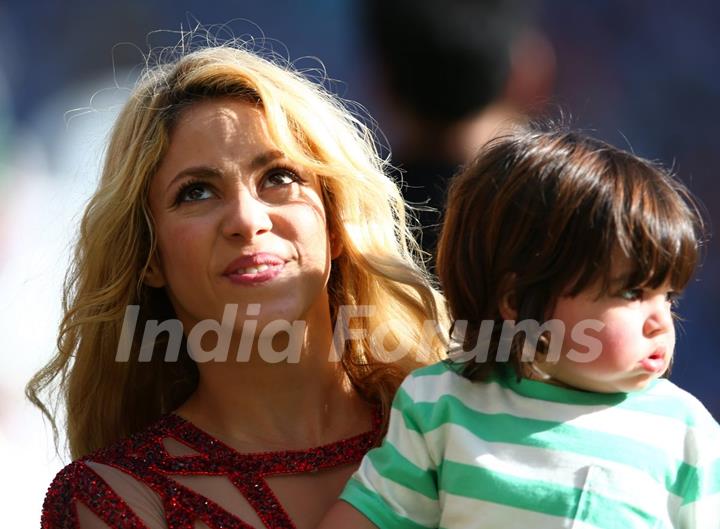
42;412;382;528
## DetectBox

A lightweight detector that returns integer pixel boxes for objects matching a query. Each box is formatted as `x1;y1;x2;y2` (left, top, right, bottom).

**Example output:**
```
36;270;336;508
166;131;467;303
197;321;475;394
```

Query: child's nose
642;294;674;338
221;188;272;241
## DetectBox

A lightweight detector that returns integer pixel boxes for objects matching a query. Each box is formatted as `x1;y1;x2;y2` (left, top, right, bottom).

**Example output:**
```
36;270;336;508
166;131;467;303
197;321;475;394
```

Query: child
318;128;720;528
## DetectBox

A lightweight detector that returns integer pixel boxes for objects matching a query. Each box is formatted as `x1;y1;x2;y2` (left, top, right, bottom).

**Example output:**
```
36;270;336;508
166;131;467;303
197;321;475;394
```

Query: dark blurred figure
362;0;555;255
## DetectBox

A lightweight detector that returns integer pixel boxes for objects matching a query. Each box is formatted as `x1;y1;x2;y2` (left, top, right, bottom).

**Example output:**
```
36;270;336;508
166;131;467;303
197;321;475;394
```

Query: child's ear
143;254;166;288
498;273;518;320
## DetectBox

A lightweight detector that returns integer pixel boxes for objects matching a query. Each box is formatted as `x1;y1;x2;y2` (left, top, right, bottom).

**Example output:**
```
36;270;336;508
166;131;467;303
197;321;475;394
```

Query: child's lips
639;349;667;373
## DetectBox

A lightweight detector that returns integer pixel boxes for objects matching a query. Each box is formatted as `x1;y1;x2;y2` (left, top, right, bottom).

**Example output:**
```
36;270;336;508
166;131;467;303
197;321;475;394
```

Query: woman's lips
223;253;285;285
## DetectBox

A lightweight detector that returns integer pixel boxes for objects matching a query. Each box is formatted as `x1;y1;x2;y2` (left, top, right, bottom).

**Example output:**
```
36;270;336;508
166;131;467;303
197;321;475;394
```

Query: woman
28;41;446;529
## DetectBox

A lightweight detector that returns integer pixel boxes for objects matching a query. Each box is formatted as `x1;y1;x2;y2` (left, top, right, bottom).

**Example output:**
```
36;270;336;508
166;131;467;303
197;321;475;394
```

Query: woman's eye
619;288;643;301
175;182;215;204
262;168;301;189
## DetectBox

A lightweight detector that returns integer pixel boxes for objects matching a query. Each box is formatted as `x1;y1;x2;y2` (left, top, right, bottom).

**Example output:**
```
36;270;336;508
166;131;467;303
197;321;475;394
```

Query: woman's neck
174;313;372;451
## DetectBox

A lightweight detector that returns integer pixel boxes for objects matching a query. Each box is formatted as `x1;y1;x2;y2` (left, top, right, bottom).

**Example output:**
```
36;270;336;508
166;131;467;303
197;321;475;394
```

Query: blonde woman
29;41;446;529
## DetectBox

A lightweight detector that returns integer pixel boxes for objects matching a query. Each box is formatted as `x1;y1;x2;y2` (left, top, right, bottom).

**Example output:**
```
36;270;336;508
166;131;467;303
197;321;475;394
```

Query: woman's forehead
172;98;267;142
152;101;275;186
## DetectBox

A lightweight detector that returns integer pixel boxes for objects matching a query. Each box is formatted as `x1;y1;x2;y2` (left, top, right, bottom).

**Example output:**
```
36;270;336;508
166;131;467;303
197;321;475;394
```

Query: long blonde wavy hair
27;41;447;460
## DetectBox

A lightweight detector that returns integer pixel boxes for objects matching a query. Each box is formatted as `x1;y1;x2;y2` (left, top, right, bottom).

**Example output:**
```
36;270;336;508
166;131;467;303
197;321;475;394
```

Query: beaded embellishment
42;411;382;528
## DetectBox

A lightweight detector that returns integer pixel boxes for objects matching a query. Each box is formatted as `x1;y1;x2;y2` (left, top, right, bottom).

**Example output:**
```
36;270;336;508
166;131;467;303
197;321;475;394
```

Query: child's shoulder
646;378;720;431
405;359;478;387
405;359;515;389
408;359;459;379
401;360;495;398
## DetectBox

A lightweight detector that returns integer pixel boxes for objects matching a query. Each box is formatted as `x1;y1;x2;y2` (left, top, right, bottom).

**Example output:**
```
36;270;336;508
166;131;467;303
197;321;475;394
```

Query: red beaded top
41;412;382;528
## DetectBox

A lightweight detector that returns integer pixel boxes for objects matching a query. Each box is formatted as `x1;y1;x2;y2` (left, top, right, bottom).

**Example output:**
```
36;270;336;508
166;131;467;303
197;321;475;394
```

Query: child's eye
262;167;303;189
618;288;643;301
174;180;215;204
666;291;681;306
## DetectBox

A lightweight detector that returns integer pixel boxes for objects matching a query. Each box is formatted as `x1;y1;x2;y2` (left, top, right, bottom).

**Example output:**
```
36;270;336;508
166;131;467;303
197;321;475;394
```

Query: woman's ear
329;230;344;260
498;273;518;320
143;255;166;288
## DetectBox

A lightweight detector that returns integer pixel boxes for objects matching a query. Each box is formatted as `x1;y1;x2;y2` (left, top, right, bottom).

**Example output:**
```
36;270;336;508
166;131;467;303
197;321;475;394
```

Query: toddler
319;128;720;528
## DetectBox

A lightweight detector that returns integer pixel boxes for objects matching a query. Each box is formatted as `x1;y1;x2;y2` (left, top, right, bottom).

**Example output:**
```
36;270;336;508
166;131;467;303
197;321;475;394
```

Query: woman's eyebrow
166;166;223;192
165;150;286;192
250;149;285;170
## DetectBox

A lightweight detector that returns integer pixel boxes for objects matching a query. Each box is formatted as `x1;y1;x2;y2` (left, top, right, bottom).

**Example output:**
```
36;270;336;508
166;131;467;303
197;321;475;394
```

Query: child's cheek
585;313;639;372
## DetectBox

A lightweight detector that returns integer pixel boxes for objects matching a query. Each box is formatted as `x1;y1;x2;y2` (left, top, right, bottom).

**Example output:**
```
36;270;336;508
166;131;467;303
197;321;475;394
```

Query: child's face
535;259;677;393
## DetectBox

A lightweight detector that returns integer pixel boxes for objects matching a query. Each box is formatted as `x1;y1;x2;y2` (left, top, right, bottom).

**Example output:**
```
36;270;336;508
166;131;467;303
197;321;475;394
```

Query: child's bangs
608;163;700;293
560;154;702;298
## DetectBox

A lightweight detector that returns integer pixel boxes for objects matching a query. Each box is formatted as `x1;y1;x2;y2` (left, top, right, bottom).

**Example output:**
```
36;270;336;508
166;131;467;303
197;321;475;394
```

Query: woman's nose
221;188;272;240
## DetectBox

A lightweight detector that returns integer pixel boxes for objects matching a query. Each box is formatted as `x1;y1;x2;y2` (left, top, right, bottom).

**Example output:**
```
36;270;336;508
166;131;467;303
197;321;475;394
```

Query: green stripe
393;387;427;434
439;460;659;527
683;457;720;503
392;388;694;497
495;365;707;428
441;362;708;430
366;440;439;499
495;368;630;406
341;478;434;529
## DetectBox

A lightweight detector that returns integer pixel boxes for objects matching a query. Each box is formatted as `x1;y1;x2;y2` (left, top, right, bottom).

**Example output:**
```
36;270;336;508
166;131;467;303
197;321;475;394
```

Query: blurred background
1;1;717;526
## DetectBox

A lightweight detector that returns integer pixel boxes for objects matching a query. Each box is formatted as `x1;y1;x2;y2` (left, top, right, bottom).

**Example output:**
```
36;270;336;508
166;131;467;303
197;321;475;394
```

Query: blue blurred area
1;0;717;419
539;1;720;419
1;0;365;124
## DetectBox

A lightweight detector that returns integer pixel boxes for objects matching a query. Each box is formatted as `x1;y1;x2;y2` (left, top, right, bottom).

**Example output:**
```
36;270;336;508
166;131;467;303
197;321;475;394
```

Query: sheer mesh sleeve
41;461;164;529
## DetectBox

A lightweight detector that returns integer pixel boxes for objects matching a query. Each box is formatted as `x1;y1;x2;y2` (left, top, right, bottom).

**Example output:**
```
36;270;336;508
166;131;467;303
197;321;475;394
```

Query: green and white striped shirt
341;361;720;528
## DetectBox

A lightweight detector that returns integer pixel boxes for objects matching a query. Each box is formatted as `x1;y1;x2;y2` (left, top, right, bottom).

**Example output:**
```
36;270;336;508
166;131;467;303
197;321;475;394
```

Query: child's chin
611;373;661;393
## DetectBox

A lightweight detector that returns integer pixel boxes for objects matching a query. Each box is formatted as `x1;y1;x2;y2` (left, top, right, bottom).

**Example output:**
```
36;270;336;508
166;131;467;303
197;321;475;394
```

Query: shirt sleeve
340;376;441;529
676;412;720;529
41;461;158;529
676;461;720;528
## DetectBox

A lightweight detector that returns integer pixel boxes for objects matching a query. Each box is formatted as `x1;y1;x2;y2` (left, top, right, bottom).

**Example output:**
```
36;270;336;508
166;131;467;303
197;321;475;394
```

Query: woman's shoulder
89;413;185;463
42;414;181;529
42;459;158;528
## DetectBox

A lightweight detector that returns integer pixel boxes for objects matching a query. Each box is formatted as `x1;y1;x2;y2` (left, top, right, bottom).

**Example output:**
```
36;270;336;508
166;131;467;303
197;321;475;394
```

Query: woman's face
146;98;339;338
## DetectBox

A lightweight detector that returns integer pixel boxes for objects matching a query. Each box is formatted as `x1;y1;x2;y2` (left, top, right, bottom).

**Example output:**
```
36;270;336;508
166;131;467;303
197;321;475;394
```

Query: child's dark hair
437;127;703;381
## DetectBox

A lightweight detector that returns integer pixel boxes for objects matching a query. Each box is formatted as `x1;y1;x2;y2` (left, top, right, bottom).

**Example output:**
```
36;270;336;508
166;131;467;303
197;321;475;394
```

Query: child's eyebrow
608;273;633;288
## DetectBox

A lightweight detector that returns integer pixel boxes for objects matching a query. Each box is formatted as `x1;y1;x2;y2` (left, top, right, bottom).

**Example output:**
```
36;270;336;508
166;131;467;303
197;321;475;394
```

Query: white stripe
652;380;720;463
354;456;440;527
438;493;601;529
421;423;679;523
684;424;720;466
385;406;438;470
677;490;720;529
403;370;707;466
